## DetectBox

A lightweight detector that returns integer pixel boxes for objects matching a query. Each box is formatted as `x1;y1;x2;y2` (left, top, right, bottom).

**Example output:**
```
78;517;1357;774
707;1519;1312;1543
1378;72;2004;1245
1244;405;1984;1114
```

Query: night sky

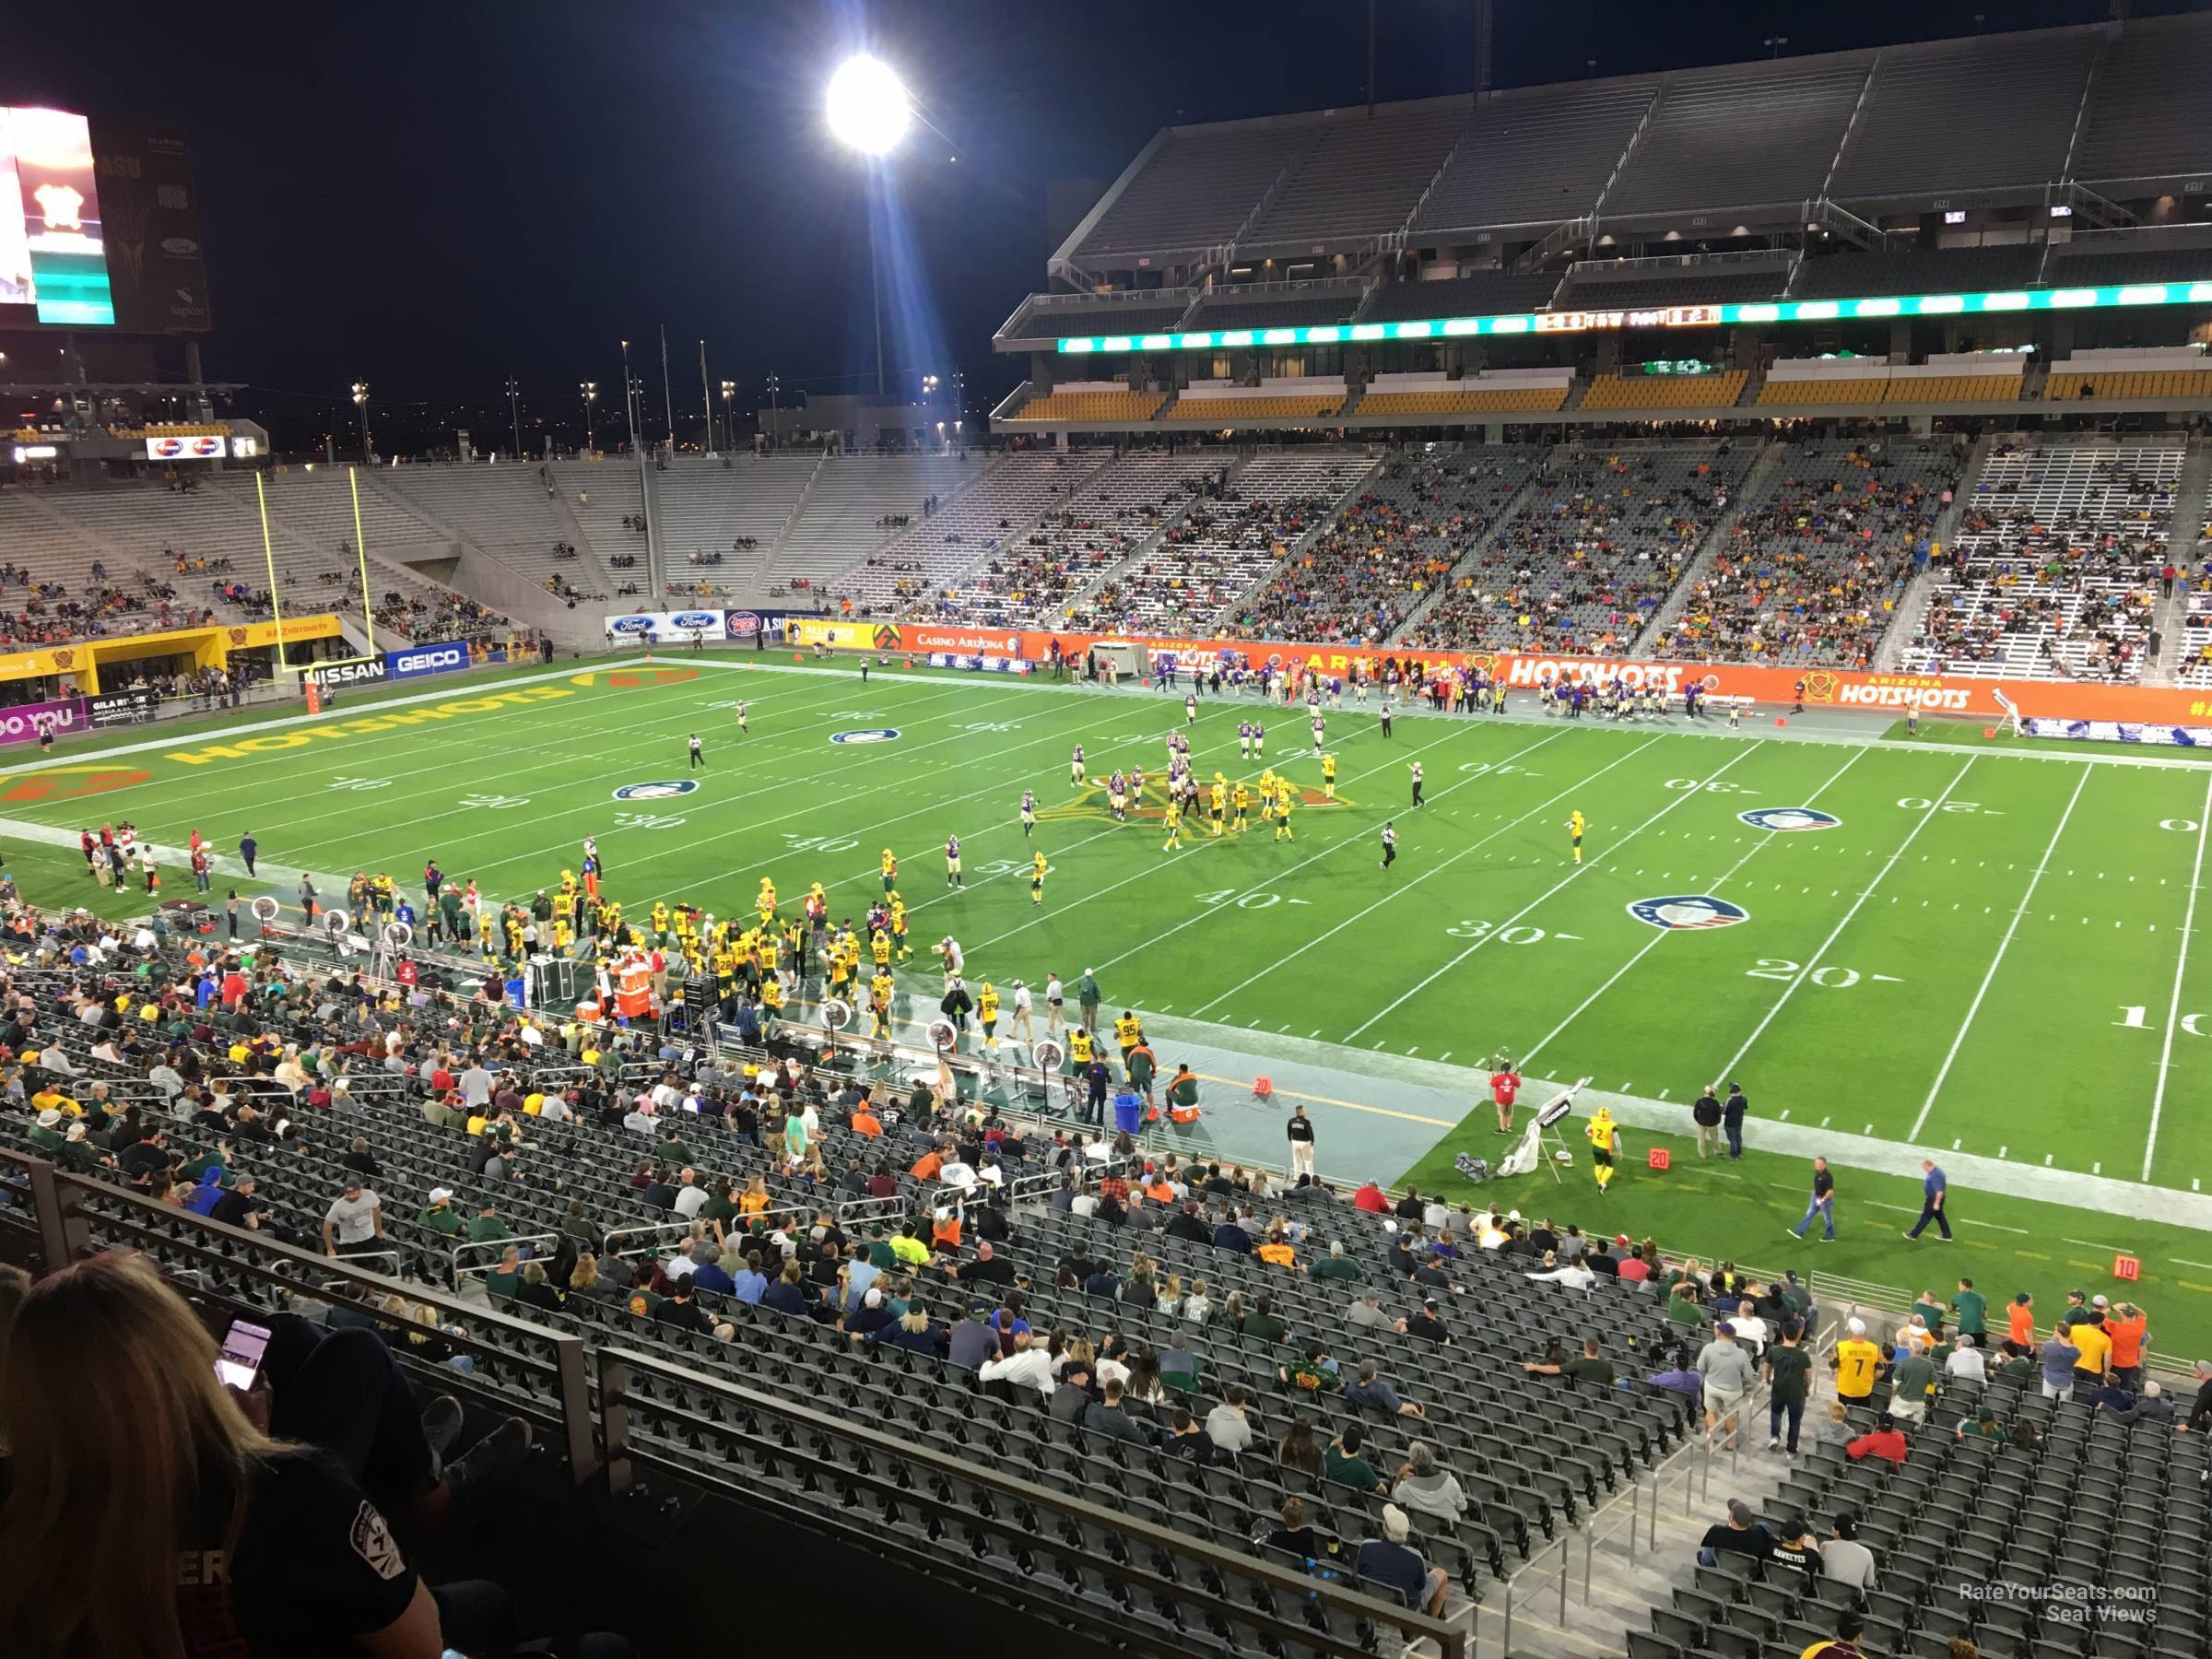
5;0;2199;443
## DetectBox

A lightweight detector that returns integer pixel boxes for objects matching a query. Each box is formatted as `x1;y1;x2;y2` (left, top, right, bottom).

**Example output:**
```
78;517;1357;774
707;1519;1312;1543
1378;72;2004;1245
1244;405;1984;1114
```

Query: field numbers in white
1196;888;1286;912
1746;958;1902;989
1667;777;1755;795
460;793;530;810
1898;796;1995;815
783;833;859;854
2114;1006;2210;1035
326;775;391;792
976;858;1045;878
962;721;1022;734
611;811;685;830
2161;818;2200;832
1444;918;1551;945
1458;760;1538;778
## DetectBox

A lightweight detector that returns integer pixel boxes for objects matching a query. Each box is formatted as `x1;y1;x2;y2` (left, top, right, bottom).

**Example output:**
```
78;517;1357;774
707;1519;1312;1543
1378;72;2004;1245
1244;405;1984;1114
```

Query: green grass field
10;651;2212;1354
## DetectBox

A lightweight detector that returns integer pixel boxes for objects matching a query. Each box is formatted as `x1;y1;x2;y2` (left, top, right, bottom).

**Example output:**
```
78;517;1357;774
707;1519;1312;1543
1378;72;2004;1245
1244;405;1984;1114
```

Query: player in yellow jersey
978;980;1001;1050
1068;1025;1094;1075
1162;800;1183;851
1273;789;1294;841
880;848;898;893
888;894;912;961
1567;810;1586;864
757;877;777;920
871;928;892;970
869;970;895;1038
1322;752;1336;799
1232;782;1251;834
1113;1011;1142;1063
1030;851;1048;907
1585;1105;1620;1191
1209;778;1228;836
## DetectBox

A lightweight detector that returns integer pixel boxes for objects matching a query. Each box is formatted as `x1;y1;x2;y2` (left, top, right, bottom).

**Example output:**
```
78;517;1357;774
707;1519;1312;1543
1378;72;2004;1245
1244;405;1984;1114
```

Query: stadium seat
1006;390;1169;423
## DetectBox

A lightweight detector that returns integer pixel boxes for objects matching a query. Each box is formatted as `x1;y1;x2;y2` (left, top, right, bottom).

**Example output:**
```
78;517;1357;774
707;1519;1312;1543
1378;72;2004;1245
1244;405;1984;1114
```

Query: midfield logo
1738;807;1841;832
1626;895;1750;931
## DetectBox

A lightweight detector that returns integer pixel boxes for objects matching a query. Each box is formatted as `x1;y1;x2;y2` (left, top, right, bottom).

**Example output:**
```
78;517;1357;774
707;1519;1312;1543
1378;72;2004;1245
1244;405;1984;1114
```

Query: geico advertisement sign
307;658;388;689
385;642;468;681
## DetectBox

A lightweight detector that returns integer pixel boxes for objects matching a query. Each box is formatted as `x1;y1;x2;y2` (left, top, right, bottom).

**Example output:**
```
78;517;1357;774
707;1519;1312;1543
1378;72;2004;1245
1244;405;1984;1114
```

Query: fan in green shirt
1279;1346;1341;1394
1912;1294;1947;1337
1890;1348;1938;1408
466;1206;512;1244
1311;1244;1364;1282
1950;1281;1988;1338
417;1193;465;1238
1323;1429;1384;1493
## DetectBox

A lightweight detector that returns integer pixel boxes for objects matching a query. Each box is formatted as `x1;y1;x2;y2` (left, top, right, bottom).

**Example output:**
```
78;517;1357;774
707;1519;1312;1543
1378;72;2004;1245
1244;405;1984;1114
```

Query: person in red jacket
1846;1412;1908;1467
1489;1061;1523;1135
1353;1181;1390;1214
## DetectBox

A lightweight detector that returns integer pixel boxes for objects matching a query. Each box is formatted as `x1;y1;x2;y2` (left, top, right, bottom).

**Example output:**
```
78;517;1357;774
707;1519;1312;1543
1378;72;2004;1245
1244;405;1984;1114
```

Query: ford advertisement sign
385;641;469;682
607;615;655;636
668;610;721;632
306;657;389;690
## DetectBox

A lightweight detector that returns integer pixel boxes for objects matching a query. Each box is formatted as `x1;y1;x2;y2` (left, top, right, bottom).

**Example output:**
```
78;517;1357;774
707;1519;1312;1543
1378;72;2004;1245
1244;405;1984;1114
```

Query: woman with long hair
0;1252;444;1657
1278;1414;1323;1476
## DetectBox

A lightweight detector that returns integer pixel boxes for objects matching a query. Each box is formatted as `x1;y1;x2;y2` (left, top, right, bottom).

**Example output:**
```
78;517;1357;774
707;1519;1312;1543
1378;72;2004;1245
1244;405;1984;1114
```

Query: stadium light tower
720;380;736;453
504;376;523;458
580;381;597;453
349;382;371;464
827;53;912;399
765;372;782;451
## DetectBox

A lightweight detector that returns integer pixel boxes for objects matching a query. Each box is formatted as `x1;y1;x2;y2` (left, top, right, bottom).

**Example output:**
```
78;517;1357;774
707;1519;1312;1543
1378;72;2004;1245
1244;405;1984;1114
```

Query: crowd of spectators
0;565;213;651
1653;438;1962;669
1401;444;1746;655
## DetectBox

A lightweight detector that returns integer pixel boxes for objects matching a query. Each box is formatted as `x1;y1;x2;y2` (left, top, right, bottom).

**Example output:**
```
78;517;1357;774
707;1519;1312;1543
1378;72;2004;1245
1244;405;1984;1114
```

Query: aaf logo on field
1739;807;1841;832
830;728;900;745
1628;895;1751;932
612;780;701;800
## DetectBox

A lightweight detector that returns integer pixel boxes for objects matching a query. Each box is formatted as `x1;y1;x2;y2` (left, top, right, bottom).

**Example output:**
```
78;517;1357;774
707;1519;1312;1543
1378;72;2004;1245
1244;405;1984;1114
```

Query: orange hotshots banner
938;629;2212;726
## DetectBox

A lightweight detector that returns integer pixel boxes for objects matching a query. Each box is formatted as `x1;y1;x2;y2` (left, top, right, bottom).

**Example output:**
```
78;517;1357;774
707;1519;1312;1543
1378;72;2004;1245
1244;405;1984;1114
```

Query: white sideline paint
1910;762;2092;1142
2145;772;2212;1182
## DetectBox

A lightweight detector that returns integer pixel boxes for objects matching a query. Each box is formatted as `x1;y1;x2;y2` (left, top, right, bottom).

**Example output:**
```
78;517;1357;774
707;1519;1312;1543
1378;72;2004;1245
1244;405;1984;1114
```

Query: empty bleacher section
1602;56;1871;217
1579;370;1748;412
1241;107;1467;248
2043;242;2212;288
649;456;819;594
2071;11;2212;193
1356;370;1572;418
837;452;1104;618
1077;451;1369;633
1357;272;1563;324
1071;125;1311;262
1400;441;1753;654
1221;447;1539;646
39;474;510;643
1005;386;1169;425
1180;286;1368;334
1904;437;2182;682
1788;244;2043;300
380;463;609;598
1164;380;1350;424
1829;29;2096;199
0;491;220;646
2043;348;2212;403
1757;356;2026;408
771;454;984;596
1550;263;1791;312
1409;78;1657;234
1654;435;1966;669
939;451;1226;629
549;460;650;581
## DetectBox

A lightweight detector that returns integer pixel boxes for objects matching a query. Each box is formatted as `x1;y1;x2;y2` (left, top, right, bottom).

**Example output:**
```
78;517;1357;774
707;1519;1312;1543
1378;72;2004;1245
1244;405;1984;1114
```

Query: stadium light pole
720;380;736;453
765;373;782;451
580;381;597;453
350;382;371;464
504;377;523;458
619;338;638;451
826;53;912;400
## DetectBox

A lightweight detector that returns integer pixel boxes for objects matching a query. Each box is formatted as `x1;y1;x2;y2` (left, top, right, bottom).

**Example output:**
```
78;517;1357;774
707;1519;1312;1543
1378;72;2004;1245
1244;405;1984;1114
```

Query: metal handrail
596;1344;1462;1659
450;1230;562;1282
0;1147;598;1480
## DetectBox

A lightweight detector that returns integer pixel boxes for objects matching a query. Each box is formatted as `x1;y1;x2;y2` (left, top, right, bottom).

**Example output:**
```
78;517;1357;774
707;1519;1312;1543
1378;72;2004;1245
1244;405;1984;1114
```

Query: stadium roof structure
1046;13;2212;282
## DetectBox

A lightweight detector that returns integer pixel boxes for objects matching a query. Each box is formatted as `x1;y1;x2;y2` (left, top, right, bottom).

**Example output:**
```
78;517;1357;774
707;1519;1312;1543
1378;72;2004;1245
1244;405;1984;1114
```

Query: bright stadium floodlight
826;54;910;156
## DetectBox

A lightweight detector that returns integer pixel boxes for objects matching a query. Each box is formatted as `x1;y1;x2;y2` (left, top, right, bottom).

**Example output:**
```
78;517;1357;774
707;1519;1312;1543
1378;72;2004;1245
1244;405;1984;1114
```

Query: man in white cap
26;1106;65;1154
1355;1504;1449;1615
1007;978;1033;1045
1833;1316;1882;1410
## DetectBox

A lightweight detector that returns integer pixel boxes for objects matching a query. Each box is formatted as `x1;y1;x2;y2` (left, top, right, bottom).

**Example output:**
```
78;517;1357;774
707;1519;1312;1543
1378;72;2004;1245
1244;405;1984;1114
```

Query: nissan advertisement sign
306;657;389;690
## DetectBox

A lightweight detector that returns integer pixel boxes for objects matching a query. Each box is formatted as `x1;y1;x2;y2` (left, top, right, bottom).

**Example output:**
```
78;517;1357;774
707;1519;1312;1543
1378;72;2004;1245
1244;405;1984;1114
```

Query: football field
10;651;2212;1351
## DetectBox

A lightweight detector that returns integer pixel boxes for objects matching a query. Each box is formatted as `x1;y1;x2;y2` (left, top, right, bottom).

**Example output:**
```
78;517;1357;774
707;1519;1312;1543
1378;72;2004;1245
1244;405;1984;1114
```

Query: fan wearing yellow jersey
1585;1105;1620;1191
1322;753;1336;800
880;849;898;894
1030;851;1048;907
1162;800;1183;851
1567;810;1586;864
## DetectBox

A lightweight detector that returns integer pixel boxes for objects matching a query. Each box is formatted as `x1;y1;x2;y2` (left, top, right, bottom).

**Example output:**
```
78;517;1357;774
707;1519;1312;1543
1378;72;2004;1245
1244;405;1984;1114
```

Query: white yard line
1340;740;1760;1043
1715;755;1978;1083
1909;762;2092;1142
1518;745;1870;1068
1185;732;1678;1020
2144;770;2212;1182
